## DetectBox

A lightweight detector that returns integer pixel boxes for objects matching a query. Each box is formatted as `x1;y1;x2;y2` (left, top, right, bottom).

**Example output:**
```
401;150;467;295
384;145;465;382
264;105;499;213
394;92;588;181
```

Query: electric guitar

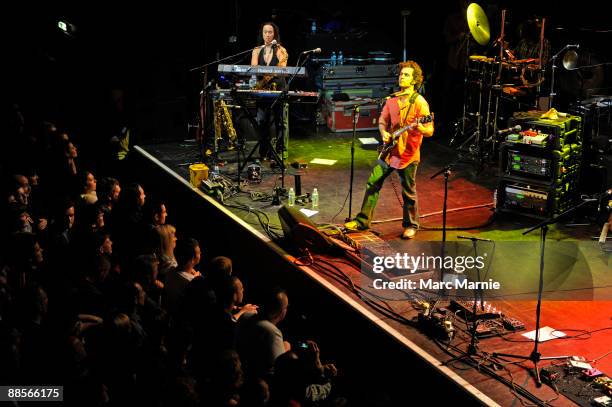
377;114;433;162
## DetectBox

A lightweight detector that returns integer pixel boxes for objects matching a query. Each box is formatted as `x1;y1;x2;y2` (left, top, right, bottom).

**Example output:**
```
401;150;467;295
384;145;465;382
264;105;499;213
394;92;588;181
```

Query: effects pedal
474;321;494;337
202;179;224;197
501;316;525;331
417;310;454;341
449;299;502;320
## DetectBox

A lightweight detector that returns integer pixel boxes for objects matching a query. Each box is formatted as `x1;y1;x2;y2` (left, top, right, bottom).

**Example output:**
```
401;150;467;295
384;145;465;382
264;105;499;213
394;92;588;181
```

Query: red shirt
378;94;432;169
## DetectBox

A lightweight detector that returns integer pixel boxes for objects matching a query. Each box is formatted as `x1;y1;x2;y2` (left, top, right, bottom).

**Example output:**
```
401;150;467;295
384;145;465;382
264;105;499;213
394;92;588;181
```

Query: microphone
301;47;322;55
457;235;493;242
567;44;579;49
261;40;277;48
497;125;521;135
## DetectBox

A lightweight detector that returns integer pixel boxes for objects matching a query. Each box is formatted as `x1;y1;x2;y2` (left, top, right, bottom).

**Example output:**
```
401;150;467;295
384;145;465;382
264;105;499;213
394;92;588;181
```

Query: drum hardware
457;6;549;168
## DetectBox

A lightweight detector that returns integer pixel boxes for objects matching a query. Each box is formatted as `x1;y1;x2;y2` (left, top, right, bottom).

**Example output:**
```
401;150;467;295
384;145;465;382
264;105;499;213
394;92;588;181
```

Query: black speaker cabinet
277;205;333;253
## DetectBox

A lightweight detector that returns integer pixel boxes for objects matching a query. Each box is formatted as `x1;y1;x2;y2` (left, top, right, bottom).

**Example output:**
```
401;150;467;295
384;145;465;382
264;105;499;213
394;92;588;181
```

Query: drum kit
454;3;553;168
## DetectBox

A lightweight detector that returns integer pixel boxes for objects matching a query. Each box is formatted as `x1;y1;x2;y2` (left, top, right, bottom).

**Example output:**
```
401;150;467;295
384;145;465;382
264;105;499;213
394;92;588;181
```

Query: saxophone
214;99;238;150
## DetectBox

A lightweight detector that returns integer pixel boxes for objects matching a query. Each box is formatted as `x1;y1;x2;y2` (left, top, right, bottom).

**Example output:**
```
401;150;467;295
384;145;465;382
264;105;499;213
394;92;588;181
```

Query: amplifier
502;183;549;214
500;143;582;183
506;150;552;178
496;180;554;217
496;178;579;217
317;77;398;95
319;64;398;80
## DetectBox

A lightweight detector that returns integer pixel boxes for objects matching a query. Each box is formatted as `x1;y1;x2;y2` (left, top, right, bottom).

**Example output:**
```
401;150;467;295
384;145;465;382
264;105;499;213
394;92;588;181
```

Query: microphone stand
188;46;260;73
430;162;456;245
347;104;361;221
267;52;312;191
344;95;385;221
458;235;493;355
429;159;456;306
492;199;595;386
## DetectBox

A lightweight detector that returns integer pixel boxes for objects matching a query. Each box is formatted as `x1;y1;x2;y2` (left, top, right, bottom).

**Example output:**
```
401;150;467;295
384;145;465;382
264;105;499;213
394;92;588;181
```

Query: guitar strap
400;92;420;126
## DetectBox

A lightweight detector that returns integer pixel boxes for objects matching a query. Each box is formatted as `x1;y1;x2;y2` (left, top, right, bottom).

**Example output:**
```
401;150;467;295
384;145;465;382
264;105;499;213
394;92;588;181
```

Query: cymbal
467;3;490;46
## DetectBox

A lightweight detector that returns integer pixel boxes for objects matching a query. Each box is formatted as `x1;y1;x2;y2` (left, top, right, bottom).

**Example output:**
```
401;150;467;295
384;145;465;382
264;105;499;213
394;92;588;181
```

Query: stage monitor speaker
278;205;334;253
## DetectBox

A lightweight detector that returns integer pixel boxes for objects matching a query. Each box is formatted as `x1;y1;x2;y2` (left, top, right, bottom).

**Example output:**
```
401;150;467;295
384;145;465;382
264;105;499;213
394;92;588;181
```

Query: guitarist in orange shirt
345;61;434;239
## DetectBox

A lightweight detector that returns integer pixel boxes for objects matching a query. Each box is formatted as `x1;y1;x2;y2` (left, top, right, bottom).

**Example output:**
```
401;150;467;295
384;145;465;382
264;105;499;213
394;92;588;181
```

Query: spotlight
57;20;77;37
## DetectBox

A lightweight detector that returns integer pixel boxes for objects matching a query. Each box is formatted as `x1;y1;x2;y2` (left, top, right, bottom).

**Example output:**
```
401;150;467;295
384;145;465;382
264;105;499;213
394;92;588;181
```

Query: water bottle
338;51;344;66
248;75;257;88
330;52;337;66
311;188;319;209
288;187;295;206
311;21;317;35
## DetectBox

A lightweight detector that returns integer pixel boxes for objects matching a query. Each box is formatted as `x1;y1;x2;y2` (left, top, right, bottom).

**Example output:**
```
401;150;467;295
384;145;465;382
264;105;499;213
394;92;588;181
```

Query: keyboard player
250;21;289;162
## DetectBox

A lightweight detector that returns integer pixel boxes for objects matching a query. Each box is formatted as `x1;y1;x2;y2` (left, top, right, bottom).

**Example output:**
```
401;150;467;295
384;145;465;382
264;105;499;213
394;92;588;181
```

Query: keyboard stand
232;89;286;188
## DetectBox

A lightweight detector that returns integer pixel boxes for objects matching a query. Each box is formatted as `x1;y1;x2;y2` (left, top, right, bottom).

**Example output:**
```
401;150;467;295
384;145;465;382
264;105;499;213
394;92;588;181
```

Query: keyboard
218;64;307;77
211;89;319;104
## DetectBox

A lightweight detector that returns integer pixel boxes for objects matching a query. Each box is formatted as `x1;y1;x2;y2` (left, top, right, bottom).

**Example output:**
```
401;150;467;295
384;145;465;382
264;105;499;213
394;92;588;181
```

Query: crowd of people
0;103;343;406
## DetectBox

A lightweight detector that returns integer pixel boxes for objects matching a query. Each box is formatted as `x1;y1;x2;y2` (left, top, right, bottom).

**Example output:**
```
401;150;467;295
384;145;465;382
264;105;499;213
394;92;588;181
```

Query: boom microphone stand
267;52;313;190
344;95;387;221
429;160;456;303
492;198;595;386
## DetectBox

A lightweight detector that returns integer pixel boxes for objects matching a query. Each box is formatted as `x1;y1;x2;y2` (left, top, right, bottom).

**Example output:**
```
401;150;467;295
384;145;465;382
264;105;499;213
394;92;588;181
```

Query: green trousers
355;161;419;229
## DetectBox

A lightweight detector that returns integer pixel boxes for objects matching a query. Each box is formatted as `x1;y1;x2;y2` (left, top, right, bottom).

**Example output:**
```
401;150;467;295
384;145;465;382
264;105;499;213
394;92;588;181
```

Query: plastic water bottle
248;75;257;88
311;188;319;209
330;52;337;66
288;187;295;206
211;164;220;178
311;21;317;35
338;51;344;66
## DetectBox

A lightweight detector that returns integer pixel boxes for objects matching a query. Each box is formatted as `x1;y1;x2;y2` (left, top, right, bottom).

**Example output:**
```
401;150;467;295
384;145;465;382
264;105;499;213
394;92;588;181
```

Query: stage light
57;20;76;37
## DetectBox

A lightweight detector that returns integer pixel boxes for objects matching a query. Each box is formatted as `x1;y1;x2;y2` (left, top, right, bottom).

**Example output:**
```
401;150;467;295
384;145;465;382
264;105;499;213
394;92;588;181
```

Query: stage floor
143;127;607;240
139;126;612;406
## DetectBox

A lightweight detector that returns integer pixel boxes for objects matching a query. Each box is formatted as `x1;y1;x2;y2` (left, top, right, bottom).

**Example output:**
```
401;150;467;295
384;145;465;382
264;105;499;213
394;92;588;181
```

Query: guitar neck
393;123;415;138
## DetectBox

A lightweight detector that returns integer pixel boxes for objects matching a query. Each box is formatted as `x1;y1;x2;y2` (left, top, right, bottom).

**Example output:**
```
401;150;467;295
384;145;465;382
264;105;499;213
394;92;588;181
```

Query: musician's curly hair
399;61;424;90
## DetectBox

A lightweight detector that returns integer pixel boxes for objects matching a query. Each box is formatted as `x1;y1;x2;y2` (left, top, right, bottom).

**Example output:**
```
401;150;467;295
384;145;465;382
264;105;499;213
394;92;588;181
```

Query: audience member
238;286;290;380
164;237;201;314
156;224;177;280
79;170;98;204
